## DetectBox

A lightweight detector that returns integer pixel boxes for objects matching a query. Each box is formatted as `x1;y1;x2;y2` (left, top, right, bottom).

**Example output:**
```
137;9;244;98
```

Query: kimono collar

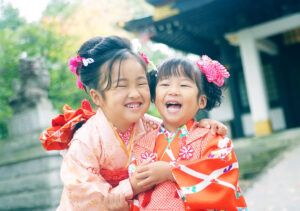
159;119;195;138
133;126;159;153
159;119;209;145
94;108;146;143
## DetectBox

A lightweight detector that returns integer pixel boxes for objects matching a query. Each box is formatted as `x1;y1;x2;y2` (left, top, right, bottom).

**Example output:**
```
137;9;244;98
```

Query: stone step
0;169;62;197
0;186;61;210
0;155;61;179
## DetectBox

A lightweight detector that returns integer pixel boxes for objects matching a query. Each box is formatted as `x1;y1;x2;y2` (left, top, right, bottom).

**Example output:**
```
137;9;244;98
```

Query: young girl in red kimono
39;36;227;211
130;56;247;210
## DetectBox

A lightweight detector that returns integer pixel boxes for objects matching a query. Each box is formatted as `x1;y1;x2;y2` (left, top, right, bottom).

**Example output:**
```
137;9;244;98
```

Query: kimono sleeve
171;136;247;211
58;138;133;211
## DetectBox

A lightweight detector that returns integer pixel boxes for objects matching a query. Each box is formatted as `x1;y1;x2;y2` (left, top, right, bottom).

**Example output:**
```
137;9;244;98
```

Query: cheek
108;91;125;103
155;86;164;98
154;95;164;110
139;86;151;101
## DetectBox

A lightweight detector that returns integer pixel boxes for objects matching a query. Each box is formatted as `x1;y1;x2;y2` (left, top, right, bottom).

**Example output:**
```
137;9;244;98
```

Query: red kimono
131;119;247;211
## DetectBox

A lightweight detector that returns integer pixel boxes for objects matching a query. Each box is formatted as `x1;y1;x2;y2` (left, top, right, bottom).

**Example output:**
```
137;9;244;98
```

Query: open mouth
165;101;182;112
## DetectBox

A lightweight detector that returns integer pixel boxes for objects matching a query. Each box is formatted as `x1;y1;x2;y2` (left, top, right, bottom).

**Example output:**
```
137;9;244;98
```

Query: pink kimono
57;109;160;211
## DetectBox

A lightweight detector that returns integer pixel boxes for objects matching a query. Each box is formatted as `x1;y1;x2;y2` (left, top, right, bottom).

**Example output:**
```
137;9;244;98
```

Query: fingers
105;193;128;211
136;165;149;173
200;119;228;136
140;158;152;165
117;194;127;207
137;177;154;188
211;123;217;136
135;171;150;180
211;121;228;136
198;118;211;129
218;124;228;136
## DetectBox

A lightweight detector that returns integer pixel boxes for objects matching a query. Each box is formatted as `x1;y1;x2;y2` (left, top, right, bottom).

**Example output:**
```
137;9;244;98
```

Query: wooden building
124;0;300;138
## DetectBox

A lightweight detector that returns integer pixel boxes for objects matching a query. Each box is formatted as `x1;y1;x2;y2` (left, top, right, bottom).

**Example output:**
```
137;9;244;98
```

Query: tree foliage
0;1;85;139
0;0;169;139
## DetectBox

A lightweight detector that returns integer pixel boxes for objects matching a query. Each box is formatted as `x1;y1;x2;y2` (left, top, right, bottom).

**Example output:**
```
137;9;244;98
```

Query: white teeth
167;106;181;113
167;101;178;105
126;103;141;108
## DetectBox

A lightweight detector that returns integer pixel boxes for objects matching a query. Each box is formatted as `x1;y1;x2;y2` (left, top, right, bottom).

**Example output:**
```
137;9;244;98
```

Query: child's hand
135;161;173;188
103;193;129;211
198;118;227;136
130;159;154;195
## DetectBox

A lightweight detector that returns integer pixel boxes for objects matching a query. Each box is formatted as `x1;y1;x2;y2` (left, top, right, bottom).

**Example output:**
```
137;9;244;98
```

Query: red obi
100;168;129;187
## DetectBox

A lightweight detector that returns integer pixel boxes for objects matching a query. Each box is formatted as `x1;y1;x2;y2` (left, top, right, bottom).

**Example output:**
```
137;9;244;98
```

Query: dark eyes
180;84;190;87
116;83;148;88
159;83;170;87
116;84;127;88
159;83;190;87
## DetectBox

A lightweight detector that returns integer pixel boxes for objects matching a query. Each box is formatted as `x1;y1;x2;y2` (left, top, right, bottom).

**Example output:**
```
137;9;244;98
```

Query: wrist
129;176;138;196
168;162;175;181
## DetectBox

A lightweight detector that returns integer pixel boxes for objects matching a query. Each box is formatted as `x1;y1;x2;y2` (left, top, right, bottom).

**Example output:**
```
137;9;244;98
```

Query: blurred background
0;0;299;210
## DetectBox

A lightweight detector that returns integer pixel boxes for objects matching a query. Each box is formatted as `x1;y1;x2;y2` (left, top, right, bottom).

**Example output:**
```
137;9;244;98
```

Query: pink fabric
57;109;160;211
115;125;134;146
196;55;230;87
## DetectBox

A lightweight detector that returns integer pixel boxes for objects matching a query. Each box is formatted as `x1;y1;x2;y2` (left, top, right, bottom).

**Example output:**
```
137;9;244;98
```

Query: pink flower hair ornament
139;52;150;65
196;55;230;87
68;55;94;90
139;52;158;71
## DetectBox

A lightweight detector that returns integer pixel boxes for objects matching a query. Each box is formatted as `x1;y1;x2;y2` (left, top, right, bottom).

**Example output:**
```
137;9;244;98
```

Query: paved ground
245;143;300;210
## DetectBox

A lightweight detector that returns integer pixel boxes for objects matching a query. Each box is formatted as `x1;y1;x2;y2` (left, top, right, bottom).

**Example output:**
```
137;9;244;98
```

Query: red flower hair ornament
196;55;230;87
68;55;94;89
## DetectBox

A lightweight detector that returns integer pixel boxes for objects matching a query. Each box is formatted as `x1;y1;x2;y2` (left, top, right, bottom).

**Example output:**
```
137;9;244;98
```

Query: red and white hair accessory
196;55;230;87
68;55;94;89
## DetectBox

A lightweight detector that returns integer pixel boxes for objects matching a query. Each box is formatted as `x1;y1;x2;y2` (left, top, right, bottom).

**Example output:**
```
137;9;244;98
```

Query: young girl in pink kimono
40;36;227;211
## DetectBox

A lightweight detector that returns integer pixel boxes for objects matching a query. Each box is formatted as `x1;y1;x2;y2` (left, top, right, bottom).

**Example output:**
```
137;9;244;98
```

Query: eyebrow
180;78;193;82
113;78;127;84
113;76;147;84
137;76;147;81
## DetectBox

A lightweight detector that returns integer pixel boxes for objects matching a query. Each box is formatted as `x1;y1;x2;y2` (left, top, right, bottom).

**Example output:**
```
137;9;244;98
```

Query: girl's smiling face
155;74;206;132
91;57;150;131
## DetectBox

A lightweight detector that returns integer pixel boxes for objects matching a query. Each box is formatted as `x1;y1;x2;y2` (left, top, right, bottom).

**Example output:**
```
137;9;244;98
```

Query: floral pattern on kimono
131;119;247;211
57;109;160;211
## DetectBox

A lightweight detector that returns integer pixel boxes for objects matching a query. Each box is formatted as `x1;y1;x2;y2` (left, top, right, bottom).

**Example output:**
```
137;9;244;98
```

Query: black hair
75;36;147;96
148;57;225;111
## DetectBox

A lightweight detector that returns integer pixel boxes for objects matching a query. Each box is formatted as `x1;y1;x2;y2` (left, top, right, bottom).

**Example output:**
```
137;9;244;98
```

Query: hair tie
68;55;95;89
196;55;230;87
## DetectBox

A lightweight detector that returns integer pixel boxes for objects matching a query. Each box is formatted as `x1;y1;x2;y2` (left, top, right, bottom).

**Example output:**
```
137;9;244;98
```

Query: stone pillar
219;40;244;138
238;32;272;136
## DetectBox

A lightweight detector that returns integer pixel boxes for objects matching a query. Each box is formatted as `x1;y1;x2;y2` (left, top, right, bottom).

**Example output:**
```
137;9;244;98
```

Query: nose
168;84;180;96
128;87;140;99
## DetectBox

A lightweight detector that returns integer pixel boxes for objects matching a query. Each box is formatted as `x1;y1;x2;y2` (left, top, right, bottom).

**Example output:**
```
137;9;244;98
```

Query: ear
198;95;207;109
89;89;104;107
